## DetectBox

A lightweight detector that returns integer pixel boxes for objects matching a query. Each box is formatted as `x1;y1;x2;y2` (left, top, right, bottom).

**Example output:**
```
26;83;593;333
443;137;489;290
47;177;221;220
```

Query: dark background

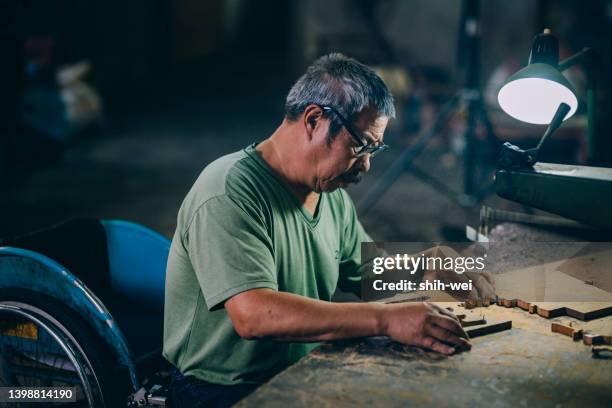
1;0;611;242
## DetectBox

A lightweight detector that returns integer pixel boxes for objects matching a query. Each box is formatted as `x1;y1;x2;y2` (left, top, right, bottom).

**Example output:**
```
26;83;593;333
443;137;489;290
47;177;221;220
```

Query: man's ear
302;105;323;140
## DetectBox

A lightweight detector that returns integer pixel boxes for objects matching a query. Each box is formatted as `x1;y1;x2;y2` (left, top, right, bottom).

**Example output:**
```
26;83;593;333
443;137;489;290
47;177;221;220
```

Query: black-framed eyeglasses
320;105;389;158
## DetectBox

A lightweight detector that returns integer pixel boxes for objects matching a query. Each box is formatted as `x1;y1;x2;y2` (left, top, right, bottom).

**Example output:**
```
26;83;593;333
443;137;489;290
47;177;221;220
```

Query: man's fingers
481;271;494;285
427;325;471;350
421;336;455;355
476;280;496;299
432;315;469;339
441;310;462;323
466;273;495;299
432;305;461;322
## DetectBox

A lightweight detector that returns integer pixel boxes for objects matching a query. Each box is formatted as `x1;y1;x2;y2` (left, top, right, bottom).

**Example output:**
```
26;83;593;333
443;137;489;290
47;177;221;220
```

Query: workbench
237;303;611;407
238;224;612;407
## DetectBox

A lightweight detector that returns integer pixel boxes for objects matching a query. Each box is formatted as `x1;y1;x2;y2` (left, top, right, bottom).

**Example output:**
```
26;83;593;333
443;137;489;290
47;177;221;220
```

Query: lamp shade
498;63;578;125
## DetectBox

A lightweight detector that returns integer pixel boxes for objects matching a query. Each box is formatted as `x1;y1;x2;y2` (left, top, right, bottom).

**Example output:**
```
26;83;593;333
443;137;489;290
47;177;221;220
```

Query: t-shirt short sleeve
183;195;277;310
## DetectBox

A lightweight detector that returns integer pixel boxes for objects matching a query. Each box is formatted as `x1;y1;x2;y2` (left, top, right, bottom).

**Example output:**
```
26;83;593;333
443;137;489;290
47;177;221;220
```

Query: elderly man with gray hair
163;53;470;408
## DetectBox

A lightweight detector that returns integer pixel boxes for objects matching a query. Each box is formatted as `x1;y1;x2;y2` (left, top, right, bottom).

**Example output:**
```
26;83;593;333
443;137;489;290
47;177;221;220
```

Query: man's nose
358;154;371;173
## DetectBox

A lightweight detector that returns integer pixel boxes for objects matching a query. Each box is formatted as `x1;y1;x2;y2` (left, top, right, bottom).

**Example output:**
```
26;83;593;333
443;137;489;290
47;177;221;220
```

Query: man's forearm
225;288;386;342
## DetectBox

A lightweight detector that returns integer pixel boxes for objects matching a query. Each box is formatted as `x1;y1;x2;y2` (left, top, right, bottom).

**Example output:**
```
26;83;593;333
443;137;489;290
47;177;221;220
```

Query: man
163;54;471;408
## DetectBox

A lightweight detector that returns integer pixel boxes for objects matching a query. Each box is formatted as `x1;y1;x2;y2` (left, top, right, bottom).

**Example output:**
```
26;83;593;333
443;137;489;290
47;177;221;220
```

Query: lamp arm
535;103;571;153
558;47;595;71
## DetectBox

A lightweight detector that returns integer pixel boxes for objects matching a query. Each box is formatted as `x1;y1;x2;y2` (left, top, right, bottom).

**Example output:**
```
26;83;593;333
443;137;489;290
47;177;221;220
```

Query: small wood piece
516;299;531;311
600;335;611;345
517;303;612;321
565;305;612;321
536;305;567;319
462;298;494;309
461;316;487;327
583;333;603;346
464;299;479;309
583;333;612;346
551;322;583;340
501;299;516;308
466;320;512;339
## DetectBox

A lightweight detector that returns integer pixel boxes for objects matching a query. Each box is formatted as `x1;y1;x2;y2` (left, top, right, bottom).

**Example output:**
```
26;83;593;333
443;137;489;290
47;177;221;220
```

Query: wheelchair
0;218;171;407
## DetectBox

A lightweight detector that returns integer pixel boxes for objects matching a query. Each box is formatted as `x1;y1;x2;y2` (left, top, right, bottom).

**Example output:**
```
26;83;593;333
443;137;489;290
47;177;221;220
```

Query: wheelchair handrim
0;301;105;407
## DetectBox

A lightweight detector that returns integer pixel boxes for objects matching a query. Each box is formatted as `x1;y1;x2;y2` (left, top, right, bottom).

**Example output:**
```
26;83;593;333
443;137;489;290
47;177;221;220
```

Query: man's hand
381;302;471;355
422;245;496;301
226;289;471;355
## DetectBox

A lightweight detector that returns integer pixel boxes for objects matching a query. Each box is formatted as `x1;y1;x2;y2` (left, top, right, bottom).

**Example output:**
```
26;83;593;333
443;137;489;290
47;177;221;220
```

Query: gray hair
284;53;395;138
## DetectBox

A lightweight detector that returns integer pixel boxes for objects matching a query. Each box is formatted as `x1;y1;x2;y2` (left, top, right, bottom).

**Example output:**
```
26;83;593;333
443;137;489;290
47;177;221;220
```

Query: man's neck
255;122;321;212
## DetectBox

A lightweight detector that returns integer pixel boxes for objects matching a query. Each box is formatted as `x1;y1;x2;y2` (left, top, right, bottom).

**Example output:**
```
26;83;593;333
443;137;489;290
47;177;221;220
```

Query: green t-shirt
163;143;371;385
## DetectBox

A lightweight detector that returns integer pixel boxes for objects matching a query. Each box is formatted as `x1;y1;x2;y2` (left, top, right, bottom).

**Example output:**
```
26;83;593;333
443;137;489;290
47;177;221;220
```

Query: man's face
311;106;389;193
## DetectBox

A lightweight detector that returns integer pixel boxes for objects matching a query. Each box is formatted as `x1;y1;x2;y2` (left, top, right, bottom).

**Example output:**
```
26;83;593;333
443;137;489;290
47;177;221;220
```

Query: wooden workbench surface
237;303;612;408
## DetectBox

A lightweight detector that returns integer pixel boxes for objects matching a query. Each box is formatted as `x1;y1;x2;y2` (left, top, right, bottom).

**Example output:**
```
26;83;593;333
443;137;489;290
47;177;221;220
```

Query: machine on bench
486;29;611;234
493;103;612;232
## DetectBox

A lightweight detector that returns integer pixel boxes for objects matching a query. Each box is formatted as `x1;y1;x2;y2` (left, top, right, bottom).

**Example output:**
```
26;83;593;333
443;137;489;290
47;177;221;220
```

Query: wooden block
494;263;612;303
463;298;494;309
461;317;487;327
551;322;583;340
466;320;512;339
583;333;612;346
528;304;538;314
565;305;612;321
583;333;603;346
501;298;516;308
536;305;567;319
516;299;531;311
464;299;478;309
527;302;612;321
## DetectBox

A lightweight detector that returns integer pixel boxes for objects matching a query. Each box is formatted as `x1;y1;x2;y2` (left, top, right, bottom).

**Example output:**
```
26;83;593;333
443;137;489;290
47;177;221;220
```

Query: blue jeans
169;368;260;408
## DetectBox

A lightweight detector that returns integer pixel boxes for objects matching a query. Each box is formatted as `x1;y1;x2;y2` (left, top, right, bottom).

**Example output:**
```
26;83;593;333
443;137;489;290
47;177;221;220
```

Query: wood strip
551;322;583;340
501;299;517;308
536;305;567;319
529;303;612;321
461;317;487;327
583;333;612;346
565;305;612;321
466;320;512;338
516;299;531;311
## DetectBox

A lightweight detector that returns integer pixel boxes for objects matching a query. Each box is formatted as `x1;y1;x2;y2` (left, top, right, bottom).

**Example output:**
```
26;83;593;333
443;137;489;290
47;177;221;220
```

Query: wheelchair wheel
0;292;126;407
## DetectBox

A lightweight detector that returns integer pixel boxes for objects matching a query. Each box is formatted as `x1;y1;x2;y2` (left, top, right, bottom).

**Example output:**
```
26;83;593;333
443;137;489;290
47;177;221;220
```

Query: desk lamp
497;28;597;163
